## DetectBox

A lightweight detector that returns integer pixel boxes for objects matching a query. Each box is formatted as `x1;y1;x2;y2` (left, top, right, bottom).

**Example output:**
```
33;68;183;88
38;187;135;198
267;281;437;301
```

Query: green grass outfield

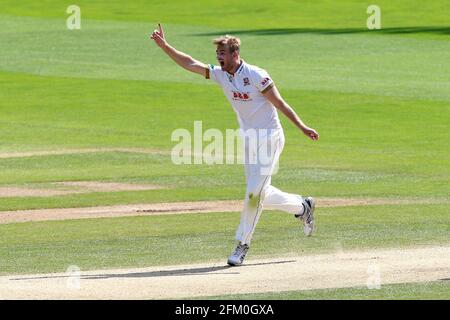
1;204;448;275
202;281;450;300
0;0;449;299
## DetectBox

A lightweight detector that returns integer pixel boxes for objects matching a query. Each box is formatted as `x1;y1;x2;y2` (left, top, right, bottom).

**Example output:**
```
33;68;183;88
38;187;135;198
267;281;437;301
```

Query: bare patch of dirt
1;245;448;299
0;148;169;159
315;198;437;207
0;198;442;224
0;187;75;198
0;200;242;224
0;182;164;198
55;181;163;192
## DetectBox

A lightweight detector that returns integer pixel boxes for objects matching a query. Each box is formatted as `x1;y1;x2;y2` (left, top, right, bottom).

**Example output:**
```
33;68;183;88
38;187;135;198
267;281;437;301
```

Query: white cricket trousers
235;128;304;245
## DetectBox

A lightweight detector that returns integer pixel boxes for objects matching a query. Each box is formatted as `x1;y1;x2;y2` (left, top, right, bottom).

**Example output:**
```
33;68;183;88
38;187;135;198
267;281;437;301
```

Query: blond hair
213;35;241;53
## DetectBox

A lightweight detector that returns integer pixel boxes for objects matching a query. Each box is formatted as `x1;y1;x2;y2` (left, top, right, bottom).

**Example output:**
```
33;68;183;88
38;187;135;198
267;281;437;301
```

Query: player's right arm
150;23;207;77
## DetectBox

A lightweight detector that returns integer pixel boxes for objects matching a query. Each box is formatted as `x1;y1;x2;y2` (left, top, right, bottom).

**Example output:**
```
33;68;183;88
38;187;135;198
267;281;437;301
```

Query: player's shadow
82;259;296;280
81;265;237;279
10;260;296;281
194;26;450;37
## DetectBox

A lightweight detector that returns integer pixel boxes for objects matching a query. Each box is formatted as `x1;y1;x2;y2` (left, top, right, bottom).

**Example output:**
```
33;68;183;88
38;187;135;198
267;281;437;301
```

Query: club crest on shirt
232;91;252;101
243;77;250;86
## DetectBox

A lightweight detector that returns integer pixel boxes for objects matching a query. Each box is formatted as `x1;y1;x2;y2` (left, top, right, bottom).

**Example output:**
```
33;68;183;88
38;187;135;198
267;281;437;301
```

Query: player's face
216;45;237;72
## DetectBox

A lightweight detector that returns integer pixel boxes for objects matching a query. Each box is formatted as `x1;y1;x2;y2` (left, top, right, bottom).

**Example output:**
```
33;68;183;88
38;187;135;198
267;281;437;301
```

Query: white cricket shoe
227;243;249;266
295;197;315;236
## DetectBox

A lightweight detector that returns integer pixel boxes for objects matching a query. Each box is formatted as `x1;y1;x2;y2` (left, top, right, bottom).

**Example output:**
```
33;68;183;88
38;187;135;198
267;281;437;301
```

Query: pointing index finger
158;23;164;36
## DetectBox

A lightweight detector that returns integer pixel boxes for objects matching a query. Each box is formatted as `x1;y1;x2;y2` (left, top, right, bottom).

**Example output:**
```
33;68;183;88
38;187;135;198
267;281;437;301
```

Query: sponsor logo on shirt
232;91;252;101
261;77;271;87
243;77;250;86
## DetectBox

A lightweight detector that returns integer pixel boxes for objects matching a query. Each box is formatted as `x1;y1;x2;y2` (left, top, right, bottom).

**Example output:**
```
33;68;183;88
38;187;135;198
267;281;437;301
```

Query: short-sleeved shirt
205;60;282;132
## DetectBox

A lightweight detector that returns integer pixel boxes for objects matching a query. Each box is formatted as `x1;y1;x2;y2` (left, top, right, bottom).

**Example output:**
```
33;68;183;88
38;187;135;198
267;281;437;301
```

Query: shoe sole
227;259;243;266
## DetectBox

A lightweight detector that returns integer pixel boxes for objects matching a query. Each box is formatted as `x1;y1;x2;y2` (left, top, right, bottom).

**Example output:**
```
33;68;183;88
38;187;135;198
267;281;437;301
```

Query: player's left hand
302;127;319;141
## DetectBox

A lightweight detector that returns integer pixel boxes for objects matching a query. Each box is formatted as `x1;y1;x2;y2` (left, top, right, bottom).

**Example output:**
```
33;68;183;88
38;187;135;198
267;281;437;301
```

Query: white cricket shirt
205;61;282;131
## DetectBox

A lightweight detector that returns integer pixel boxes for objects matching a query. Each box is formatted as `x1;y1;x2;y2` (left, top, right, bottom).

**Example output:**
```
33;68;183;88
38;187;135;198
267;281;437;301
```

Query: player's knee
246;183;269;199
246;191;261;208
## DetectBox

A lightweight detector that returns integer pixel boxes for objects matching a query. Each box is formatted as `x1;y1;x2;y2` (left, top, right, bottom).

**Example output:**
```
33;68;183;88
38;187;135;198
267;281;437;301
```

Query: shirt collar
236;60;245;75
227;59;245;77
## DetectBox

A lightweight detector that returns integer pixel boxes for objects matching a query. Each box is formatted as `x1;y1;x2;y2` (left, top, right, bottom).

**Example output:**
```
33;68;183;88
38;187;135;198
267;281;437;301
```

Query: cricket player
150;24;319;266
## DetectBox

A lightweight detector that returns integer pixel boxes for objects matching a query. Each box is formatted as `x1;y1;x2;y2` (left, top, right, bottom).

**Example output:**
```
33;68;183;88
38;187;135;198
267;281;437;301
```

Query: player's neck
228;59;243;75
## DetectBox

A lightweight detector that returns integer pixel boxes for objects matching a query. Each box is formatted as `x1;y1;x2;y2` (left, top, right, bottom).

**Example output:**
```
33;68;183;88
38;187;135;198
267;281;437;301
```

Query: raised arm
150;23;207;77
264;86;319;141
